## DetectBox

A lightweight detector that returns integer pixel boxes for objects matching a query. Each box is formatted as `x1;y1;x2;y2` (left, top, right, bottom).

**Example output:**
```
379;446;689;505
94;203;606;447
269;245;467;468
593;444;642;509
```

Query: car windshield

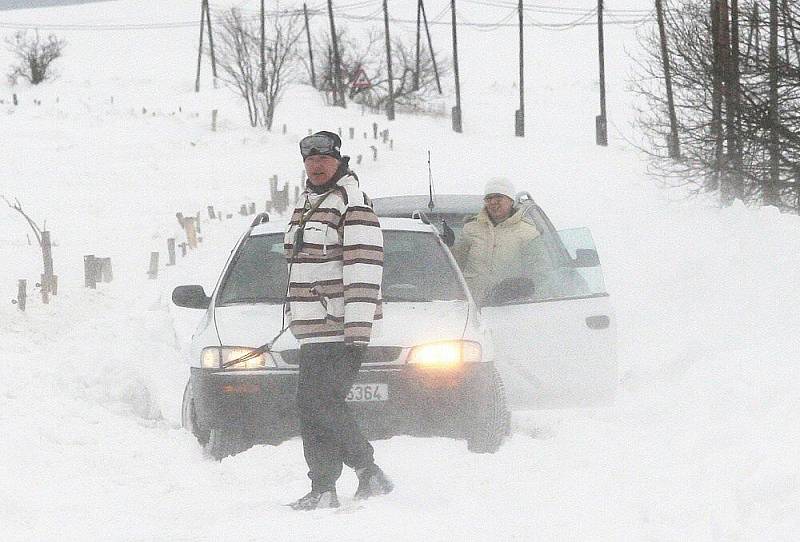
216;230;466;305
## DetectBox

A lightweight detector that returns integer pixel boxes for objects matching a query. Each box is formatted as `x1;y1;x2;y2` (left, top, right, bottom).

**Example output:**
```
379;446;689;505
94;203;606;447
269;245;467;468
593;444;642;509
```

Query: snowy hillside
1;1;799;540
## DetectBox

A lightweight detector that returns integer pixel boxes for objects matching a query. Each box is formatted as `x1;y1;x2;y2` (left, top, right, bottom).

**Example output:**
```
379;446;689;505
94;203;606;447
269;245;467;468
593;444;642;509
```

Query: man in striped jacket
285;131;393;511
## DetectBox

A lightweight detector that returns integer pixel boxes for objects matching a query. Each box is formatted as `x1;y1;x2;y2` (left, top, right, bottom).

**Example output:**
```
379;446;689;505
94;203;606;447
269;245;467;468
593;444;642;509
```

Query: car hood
213;300;472;351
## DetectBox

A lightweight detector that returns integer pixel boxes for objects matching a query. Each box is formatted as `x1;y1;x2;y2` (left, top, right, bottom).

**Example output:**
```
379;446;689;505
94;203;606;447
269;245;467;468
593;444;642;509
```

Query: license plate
346;383;388;402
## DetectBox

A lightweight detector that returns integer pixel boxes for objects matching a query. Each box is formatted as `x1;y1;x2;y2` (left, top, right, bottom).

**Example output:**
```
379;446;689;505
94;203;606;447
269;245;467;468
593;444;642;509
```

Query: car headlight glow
201;347;275;369
407;340;482;368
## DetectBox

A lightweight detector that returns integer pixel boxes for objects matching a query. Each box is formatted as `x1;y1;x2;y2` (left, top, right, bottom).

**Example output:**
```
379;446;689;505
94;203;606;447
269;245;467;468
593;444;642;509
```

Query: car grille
276;347;403;365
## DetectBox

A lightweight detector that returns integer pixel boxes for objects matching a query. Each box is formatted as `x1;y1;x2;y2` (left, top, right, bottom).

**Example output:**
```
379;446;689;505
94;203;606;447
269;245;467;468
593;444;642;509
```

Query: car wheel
181;381;210;446
466;365;510;454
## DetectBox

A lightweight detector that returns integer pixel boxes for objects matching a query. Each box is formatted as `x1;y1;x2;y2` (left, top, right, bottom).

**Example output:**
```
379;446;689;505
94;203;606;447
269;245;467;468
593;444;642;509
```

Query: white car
173;216;509;459
372;193;618;410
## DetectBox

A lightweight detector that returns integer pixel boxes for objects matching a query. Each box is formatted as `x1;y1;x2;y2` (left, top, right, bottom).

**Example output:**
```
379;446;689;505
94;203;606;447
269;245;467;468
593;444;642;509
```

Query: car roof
371;194;485;216
250;216;440;236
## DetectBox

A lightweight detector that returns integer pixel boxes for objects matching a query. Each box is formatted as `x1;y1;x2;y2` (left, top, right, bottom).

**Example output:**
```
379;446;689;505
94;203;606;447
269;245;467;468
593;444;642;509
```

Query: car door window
483;227;607;306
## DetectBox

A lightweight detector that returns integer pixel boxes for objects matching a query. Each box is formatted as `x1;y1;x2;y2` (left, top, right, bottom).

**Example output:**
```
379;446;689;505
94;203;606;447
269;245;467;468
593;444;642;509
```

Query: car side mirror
172;285;211;309
440;219;455;247
573;249;600;267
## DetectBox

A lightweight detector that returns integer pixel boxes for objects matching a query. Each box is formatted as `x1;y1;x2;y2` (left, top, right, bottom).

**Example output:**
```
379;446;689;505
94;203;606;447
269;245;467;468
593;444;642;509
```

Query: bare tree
262;11;303;130
5;30;66;85
213;8;302;129
631;0;800;211
315;27;447;113
2;195;56;302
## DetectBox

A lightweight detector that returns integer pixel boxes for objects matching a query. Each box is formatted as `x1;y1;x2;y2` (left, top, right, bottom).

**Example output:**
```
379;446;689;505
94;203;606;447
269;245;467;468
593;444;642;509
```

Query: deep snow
1;1;799;540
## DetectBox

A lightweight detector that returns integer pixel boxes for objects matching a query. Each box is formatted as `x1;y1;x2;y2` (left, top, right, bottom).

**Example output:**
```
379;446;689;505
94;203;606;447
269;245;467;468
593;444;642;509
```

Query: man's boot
354;465;393;500
289;489;340;510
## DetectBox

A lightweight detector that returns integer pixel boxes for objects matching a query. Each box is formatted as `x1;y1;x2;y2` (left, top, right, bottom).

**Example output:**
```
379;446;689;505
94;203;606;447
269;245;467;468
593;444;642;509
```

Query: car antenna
427;150;455;247
427;150;435;212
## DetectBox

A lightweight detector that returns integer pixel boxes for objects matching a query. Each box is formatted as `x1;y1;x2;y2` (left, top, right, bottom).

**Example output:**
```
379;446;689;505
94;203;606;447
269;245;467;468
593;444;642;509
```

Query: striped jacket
284;174;384;345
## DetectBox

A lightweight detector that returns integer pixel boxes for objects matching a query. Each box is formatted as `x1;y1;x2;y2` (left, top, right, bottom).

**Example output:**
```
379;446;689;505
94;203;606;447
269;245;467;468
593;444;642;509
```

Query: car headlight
201;347;275;369
407;340;482;368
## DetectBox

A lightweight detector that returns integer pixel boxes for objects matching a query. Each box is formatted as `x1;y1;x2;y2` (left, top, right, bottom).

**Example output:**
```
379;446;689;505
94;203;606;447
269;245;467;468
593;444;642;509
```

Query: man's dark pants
296;342;374;492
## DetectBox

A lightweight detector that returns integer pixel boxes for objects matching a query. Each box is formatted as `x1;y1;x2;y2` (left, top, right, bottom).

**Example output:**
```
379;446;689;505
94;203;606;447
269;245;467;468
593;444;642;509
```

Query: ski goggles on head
299;134;340;160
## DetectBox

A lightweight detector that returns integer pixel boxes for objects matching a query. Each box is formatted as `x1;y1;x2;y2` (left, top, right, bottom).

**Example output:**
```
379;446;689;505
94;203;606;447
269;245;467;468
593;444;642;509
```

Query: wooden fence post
185;218;198;249
373;122;378;139
84;255;97;289
148;252;159;279
212;109;218;131
17;279;26;311
167;238;176;265
41;230;54;301
100;258;113;282
207;205;215;219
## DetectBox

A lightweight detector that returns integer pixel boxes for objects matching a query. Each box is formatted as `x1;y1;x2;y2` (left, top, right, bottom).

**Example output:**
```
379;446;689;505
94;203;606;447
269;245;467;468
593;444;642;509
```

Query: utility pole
303;3;316;88
195;0;206;92
421;0;442;94
515;0;524;137
414;0;421;91
205;0;217;87
383;0;395;121
595;0;607;145
766;0;780;206
655;0;679;158
450;0;462;132
327;0;345;107
260;0;266;92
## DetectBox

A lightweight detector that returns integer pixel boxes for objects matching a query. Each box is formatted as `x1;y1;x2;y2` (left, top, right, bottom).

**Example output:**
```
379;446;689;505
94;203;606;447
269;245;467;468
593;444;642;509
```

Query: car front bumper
190;363;494;443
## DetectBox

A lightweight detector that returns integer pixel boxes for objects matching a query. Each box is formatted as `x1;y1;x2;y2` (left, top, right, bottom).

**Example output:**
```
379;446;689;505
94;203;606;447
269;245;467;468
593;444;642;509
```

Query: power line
0;2;653;32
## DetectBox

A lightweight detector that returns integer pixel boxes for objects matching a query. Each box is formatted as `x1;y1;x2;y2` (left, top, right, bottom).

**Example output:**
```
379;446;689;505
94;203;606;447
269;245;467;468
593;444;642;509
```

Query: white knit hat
484;177;516;201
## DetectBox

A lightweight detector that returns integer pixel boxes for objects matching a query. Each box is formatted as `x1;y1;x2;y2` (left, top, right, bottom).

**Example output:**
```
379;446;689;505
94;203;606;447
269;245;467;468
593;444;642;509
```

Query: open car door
480;227;617;409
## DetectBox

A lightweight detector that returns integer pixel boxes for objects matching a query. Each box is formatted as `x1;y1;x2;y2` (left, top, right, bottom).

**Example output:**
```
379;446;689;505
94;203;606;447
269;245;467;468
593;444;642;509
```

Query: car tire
466;365;510;454
181;381;210;446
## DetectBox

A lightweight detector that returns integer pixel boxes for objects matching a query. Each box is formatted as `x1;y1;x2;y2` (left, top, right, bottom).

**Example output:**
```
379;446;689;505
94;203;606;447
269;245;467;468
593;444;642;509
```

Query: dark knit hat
300;130;342;160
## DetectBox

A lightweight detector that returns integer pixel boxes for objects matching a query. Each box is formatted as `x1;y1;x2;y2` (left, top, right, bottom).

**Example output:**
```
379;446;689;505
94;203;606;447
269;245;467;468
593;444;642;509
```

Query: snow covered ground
1;1;799;540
